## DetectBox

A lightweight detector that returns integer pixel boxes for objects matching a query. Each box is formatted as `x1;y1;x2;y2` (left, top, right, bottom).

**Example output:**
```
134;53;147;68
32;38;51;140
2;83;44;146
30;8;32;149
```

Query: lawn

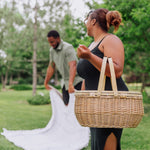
0;86;150;150
0;89;51;150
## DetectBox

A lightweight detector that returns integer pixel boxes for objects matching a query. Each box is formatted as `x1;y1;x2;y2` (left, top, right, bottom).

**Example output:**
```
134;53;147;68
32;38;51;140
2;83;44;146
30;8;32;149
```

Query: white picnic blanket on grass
1;89;90;150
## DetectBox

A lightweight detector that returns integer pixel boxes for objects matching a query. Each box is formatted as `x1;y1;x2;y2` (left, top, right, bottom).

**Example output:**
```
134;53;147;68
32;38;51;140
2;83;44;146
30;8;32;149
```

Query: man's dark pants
62;82;82;105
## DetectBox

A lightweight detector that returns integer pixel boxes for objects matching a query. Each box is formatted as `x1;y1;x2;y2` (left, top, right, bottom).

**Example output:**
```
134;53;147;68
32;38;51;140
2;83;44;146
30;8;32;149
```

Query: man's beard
54;42;59;49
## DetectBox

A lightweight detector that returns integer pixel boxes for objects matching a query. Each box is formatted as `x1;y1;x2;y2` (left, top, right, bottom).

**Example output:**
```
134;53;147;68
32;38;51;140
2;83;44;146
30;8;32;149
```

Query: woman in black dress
77;8;128;150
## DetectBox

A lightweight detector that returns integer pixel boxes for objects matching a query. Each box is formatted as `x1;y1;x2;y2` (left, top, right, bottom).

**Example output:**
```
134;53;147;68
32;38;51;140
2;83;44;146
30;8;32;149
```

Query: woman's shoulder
98;33;124;55
105;34;123;44
98;34;123;53
101;34;123;50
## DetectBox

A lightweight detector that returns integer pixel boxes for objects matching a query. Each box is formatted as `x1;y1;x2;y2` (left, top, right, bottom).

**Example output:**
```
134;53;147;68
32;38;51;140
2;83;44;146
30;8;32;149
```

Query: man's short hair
47;30;60;38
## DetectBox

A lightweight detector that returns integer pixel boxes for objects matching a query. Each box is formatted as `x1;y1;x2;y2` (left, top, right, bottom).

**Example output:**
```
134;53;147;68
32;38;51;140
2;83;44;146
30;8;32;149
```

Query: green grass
121;84;150;149
0;86;150;150
121;105;150;150
0;89;51;150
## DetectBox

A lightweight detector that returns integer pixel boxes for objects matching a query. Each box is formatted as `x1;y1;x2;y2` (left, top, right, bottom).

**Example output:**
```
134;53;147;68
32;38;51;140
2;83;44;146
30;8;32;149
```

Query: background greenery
0;0;150;94
0;88;51;150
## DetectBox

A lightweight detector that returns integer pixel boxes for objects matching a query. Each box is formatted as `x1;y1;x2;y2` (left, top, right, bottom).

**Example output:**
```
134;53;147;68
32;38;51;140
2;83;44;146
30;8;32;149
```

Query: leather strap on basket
98;57;118;96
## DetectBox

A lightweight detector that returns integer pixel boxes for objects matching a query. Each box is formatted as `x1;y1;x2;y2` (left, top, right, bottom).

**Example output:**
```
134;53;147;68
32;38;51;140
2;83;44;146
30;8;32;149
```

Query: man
44;30;83;105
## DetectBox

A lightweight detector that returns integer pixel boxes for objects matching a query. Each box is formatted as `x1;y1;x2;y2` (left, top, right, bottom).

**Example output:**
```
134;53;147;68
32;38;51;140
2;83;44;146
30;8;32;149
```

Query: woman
77;8;128;150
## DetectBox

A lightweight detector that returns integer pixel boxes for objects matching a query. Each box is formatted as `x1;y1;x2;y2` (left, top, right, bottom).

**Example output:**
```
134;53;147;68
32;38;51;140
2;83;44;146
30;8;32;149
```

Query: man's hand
44;83;52;90
44;64;55;91
68;61;76;93
68;83;75;93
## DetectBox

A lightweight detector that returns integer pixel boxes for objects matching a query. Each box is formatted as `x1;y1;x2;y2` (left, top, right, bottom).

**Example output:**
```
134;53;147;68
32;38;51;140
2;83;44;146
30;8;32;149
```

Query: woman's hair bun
106;11;122;32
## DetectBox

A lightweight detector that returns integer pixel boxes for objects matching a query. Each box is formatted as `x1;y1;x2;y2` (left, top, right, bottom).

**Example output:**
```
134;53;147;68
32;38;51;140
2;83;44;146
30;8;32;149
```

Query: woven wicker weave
75;57;144;128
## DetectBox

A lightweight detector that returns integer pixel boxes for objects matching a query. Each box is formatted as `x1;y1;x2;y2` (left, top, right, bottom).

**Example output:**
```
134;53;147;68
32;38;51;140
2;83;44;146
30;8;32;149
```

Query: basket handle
98;57;107;92
98;57;118;96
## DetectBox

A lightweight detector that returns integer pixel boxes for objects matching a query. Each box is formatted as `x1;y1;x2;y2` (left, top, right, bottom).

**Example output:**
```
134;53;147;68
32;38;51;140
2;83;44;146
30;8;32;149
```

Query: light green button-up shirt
49;40;83;90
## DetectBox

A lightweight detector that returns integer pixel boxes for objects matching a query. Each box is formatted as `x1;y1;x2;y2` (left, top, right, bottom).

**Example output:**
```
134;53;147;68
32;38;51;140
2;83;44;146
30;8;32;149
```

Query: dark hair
47;30;60;38
89;8;122;32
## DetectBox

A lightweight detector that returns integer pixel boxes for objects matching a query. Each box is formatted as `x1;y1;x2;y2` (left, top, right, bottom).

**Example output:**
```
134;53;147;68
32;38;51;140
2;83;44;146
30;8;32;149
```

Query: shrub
18;78;32;84
36;85;61;90
10;84;32;90
37;85;45;90
53;85;61;90
142;90;150;104
27;93;50;105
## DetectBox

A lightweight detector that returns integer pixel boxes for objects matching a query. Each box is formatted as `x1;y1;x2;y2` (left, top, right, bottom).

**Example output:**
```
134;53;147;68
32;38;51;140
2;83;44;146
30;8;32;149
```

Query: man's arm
68;60;77;93
44;62;55;90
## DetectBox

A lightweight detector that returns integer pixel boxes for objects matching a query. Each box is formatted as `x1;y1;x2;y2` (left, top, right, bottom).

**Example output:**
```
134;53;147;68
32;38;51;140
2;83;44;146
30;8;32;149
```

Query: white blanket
1;89;90;150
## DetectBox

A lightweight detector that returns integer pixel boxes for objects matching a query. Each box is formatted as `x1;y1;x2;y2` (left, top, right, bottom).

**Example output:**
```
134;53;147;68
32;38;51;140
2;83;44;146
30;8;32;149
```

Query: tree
0;50;7;89
32;0;38;96
0;1;25;90
0;0;74;92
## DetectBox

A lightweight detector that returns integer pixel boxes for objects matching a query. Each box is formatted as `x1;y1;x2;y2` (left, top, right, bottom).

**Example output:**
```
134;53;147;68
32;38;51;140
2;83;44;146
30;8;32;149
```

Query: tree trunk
4;69;8;86
9;74;13;85
141;73;145;92
32;0;38;96
1;69;8;90
1;75;5;89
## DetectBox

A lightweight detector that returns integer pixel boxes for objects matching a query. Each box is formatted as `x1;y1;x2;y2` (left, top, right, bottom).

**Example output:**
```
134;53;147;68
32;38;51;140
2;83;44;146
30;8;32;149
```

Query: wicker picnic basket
75;57;144;128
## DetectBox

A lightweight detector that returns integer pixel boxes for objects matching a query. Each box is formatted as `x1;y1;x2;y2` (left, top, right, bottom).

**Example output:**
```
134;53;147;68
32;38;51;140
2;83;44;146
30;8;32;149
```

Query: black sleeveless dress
77;39;128;150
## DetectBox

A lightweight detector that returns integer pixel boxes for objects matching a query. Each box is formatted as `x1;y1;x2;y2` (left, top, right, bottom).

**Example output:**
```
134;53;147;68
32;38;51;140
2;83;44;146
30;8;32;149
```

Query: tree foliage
0;0;88;90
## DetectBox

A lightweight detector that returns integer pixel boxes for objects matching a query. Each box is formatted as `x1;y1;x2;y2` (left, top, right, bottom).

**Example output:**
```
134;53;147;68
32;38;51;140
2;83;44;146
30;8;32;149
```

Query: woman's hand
77;45;91;60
